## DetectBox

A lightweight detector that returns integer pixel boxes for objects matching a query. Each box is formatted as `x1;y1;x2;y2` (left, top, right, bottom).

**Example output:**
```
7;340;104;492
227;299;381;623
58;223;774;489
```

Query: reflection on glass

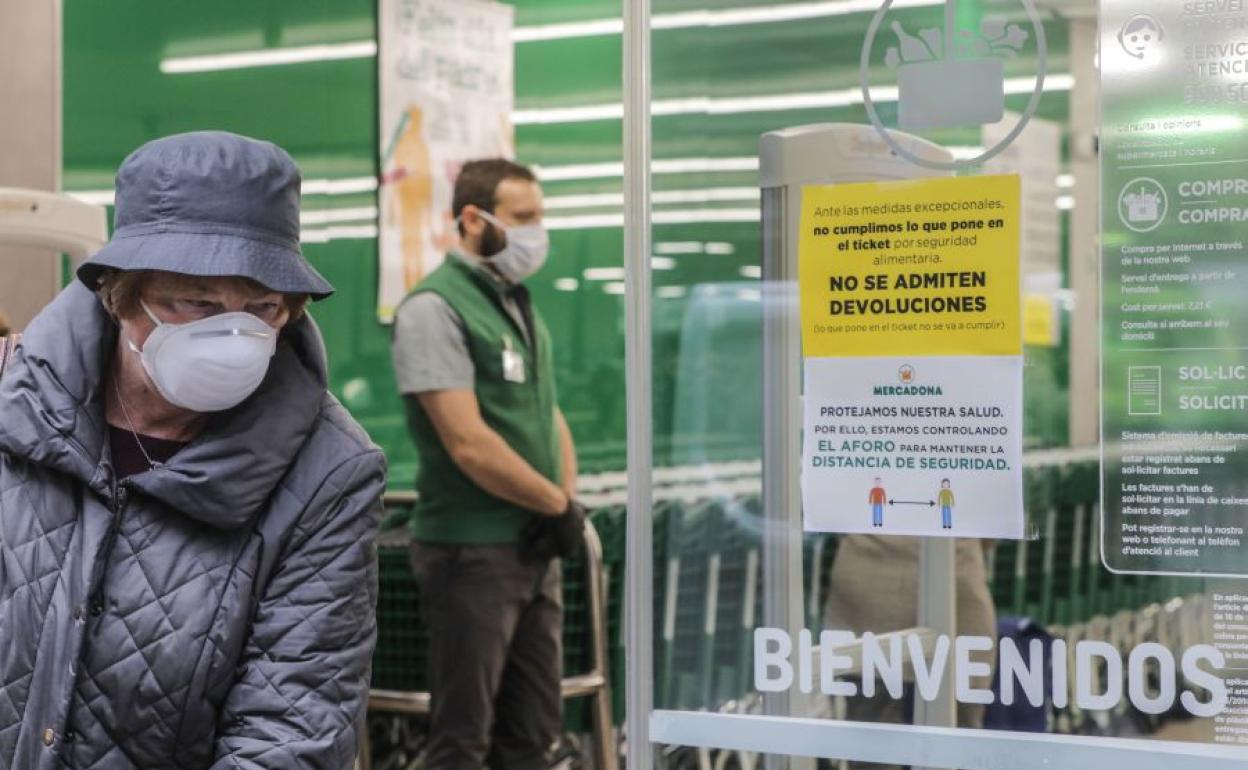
647;0;1231;766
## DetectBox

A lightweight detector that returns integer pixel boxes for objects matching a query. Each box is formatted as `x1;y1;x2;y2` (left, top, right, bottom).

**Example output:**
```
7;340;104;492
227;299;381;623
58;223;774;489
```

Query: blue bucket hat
77;131;334;300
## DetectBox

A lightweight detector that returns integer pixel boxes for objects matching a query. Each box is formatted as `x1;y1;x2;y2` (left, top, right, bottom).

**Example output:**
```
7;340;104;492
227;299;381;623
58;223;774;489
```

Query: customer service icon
1118;14;1164;60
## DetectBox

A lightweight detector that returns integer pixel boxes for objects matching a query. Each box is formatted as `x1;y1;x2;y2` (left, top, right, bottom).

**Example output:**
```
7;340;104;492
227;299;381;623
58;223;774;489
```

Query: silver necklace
111;367;162;470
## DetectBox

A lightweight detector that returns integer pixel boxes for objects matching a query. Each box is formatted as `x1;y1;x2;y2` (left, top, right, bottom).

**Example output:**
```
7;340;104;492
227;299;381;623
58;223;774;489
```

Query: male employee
392;158;584;770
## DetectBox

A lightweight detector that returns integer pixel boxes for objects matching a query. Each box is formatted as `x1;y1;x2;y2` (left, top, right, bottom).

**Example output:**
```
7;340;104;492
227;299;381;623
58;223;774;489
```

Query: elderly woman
0;132;386;769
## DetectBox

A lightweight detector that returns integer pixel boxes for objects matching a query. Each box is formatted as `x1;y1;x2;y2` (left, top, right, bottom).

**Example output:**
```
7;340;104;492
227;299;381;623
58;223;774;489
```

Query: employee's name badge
502;335;526;383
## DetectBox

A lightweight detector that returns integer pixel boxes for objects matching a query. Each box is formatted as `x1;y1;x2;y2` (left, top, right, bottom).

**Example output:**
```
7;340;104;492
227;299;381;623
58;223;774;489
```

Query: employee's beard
479;222;506;258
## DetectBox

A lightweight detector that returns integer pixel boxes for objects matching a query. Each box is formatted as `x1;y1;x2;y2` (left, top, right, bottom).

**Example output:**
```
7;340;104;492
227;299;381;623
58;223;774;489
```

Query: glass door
622;1;1248;769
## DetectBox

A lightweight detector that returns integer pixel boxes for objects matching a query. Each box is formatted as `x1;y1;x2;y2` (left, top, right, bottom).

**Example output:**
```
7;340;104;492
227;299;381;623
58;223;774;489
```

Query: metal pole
913;538;958;740
623;0;654;768
1068;16;1100;446
586;524;621;770
761;185;812;770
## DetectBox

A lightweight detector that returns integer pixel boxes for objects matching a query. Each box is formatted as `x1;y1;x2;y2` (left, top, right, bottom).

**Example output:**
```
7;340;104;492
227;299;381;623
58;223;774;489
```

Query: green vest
401;257;562;543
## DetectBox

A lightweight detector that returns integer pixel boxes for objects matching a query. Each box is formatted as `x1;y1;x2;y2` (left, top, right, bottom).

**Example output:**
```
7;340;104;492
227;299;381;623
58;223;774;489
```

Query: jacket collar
0;282;327;530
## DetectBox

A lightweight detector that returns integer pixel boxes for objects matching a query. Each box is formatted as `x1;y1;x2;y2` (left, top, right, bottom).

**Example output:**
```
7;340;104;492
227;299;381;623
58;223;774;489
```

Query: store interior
1;0;1242;768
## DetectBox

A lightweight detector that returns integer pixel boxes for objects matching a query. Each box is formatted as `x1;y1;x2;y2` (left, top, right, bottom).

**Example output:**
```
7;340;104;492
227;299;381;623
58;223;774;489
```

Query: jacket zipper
88;483;128;633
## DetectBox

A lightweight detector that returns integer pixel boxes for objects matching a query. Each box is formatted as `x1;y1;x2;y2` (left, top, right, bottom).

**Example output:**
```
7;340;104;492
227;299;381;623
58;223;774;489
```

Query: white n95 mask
128;300;278;413
477;210;550;283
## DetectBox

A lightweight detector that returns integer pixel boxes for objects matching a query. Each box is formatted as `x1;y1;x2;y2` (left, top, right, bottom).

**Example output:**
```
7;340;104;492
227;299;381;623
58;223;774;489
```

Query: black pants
410;542;563;770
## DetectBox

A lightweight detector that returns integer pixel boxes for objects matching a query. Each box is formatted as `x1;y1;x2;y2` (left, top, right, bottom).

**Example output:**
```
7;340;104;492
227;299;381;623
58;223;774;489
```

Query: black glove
520;499;587;561
550;499;587;558
520;515;559;562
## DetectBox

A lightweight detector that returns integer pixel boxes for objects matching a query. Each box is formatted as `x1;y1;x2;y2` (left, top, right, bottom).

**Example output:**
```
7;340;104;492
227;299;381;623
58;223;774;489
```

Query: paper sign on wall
799;175;1025;539
376;0;515;322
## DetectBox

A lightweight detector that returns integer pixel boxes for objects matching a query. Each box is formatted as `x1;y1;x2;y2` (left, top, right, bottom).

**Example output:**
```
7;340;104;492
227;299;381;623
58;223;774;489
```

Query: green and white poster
1102;1;1248;577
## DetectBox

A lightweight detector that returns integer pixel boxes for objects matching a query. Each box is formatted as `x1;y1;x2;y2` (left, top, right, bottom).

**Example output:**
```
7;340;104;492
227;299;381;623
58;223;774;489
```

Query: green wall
64;0;1073;487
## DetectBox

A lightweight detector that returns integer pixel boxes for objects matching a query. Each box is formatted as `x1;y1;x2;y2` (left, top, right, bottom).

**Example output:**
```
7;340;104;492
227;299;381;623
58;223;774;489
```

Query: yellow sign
799;175;1021;358
1023;293;1059;347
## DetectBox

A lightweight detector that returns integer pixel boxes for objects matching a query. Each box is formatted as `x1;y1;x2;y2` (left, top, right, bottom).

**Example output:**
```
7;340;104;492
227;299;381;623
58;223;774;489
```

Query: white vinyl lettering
955;636;995;705
819;630;858;696
861;632;904;699
748;628;1226;717
1051;639;1069;709
1128;643;1176;716
798;629;814;694
754;627;793;692
1075;641;1123;712
909;634;952;703
1181;645;1228;718
999;637;1046;707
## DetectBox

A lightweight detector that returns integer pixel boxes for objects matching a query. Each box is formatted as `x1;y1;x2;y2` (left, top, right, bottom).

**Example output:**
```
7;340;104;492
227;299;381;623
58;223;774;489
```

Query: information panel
1102;0;1248;576
799;175;1025;539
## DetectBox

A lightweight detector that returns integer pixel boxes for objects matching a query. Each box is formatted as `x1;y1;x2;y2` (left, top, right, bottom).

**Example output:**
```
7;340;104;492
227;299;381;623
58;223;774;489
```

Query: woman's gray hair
95;269;146;321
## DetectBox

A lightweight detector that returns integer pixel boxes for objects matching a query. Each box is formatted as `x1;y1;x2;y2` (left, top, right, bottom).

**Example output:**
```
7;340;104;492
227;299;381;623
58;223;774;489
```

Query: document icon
1127;366;1161;416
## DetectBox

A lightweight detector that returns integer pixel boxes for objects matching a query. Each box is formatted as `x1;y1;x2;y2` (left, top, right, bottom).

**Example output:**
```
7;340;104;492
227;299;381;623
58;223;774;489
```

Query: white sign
804;356;1025;538
377;0;515;322
798;176;1025;539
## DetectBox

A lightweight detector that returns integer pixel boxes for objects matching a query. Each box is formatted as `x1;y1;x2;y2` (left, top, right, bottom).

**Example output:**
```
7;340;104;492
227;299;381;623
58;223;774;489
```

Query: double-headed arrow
889;499;935;507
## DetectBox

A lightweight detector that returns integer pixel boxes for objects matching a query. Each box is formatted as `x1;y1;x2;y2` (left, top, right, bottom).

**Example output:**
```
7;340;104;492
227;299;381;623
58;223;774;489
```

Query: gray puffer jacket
0;283;386;769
